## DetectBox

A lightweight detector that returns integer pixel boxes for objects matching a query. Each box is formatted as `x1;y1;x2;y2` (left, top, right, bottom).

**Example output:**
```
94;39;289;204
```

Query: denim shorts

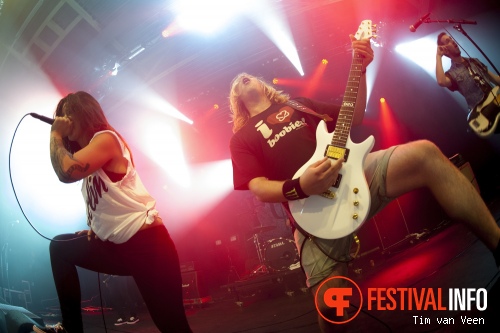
294;146;398;287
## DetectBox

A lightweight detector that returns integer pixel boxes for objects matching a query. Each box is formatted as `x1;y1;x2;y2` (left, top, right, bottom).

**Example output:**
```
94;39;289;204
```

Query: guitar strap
466;58;492;95
285;100;334;122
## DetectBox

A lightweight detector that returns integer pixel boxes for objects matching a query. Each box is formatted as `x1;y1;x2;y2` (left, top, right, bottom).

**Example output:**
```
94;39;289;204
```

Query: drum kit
247;225;299;275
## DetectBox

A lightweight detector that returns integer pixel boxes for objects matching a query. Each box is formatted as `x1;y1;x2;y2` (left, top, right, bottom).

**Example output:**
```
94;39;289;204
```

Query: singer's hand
76;229;98;241
350;34;374;71
436;45;447;58
51;116;73;137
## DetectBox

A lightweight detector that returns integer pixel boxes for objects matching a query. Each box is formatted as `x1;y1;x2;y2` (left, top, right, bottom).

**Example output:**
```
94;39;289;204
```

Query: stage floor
36;196;500;333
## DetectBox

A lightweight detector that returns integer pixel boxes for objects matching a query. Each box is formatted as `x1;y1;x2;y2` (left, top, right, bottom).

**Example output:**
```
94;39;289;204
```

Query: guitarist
229;35;500;331
435;32;500;132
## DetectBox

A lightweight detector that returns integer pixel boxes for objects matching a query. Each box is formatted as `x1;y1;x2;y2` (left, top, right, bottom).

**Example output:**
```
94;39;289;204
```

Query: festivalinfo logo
315;277;488;326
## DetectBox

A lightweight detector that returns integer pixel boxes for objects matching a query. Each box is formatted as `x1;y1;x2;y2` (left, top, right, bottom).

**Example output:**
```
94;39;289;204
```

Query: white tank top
82;130;158;244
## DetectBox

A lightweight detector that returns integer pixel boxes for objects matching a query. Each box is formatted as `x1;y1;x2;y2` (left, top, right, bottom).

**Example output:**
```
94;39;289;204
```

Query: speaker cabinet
181;271;207;300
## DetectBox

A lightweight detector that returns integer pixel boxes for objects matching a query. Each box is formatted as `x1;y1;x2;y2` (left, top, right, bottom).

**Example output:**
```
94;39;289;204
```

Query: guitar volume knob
353;200;359;206
353;188;359;194
353;213;359;219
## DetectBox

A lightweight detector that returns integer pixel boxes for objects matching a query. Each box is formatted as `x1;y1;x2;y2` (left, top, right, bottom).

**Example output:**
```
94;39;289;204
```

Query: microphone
30;113;54;125
410;12;431;32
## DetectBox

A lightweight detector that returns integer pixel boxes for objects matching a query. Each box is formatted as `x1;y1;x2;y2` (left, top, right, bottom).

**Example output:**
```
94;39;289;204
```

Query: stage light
322;59;328;65
300;59;327;97
380;97;385;103
247;1;304;76
395;37;448;78
273;78;279;84
110;62;120;76
213;104;219;109
142;120;191;188
172;0;249;35
128;46;145;60
11;90;87;235
162;21;183;38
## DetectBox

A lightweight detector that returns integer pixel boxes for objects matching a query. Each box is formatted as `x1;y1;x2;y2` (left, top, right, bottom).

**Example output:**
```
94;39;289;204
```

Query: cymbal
249;225;276;234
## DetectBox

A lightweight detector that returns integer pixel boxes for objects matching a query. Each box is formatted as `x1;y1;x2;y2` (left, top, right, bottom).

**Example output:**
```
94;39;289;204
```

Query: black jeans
49;225;192;333
107;275;140;320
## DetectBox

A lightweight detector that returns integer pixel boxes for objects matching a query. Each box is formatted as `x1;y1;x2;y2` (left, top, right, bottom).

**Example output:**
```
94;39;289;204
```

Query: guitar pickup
324;145;349;162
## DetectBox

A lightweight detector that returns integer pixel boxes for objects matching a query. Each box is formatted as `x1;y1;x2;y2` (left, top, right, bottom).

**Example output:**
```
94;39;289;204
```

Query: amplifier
181;271;207;300
180;261;195;273
449;154;480;193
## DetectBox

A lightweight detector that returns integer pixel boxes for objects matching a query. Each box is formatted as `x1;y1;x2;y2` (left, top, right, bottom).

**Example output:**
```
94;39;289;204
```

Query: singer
435;33;500;133
33;92;192;333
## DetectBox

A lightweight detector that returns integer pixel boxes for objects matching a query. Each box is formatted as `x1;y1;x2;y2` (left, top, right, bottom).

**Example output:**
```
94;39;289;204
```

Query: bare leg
384;140;500;250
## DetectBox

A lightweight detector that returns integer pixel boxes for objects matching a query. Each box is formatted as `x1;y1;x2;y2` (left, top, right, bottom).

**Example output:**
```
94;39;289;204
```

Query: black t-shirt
230;97;341;190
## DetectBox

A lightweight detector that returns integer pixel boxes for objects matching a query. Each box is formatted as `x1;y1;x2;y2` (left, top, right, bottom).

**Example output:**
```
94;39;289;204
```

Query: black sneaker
114;318;126;326
33;323;67;333
127;316;139;324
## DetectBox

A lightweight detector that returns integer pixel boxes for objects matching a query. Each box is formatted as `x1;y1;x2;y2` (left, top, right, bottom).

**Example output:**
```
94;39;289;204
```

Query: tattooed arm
49;118;124;183
49;132;89;183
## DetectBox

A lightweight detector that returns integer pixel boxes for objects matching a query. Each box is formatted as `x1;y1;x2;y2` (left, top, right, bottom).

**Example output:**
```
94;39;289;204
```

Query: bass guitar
467;86;500;137
289;20;376;239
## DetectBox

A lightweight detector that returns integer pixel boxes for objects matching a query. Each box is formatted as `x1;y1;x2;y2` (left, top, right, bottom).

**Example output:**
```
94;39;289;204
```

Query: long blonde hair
229;73;290;133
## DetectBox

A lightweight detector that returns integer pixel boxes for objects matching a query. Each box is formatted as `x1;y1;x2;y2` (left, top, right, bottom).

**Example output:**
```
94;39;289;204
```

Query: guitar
467;86;500;137
288;20;376;239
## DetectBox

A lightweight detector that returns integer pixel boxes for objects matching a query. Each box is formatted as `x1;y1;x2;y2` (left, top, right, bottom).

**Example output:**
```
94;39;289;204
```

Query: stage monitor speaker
0;303;44;333
449;153;480;194
181;271;208;300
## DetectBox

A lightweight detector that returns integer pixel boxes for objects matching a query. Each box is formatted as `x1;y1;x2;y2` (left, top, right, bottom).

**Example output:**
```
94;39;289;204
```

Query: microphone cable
8;113;86;243
9;114;113;333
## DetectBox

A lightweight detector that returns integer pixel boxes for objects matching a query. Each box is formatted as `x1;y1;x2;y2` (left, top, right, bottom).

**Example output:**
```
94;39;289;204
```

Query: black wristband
282;178;309;201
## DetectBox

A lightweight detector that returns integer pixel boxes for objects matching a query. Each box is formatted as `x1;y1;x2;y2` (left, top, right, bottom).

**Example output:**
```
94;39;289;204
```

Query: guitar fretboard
332;54;364;147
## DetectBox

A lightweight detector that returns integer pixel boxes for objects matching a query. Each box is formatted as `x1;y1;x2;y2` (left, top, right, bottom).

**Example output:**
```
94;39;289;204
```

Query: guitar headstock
354;20;376;41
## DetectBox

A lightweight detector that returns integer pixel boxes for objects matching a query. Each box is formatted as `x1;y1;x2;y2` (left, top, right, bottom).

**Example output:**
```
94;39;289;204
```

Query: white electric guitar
467;85;500;137
289;20;376;239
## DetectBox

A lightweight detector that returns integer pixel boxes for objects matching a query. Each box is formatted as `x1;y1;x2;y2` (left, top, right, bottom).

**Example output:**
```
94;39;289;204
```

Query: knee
413;140;441;156
405;140;445;166
49;234;69;256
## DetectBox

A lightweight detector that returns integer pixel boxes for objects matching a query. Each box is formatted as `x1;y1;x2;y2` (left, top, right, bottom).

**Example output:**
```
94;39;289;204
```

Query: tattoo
50;136;89;183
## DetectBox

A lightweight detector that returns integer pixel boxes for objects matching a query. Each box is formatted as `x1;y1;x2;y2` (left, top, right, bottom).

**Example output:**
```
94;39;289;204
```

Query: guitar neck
332;54;364;147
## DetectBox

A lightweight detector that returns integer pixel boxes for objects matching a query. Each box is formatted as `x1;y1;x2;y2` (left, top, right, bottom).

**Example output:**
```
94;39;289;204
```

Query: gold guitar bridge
321;190;336;199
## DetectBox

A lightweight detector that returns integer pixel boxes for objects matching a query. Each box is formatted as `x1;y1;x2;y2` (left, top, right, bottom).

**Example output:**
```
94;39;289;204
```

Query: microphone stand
452;23;500;76
426;18;499;76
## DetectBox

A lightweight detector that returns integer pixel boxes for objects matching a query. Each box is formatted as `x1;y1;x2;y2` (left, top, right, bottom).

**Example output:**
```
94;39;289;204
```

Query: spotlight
273;78;279;84
111;62;120;76
322;59;328;65
380;97;386;103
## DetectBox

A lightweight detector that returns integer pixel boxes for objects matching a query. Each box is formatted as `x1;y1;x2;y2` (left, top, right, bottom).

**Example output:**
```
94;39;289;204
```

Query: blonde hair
229;73;290;133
